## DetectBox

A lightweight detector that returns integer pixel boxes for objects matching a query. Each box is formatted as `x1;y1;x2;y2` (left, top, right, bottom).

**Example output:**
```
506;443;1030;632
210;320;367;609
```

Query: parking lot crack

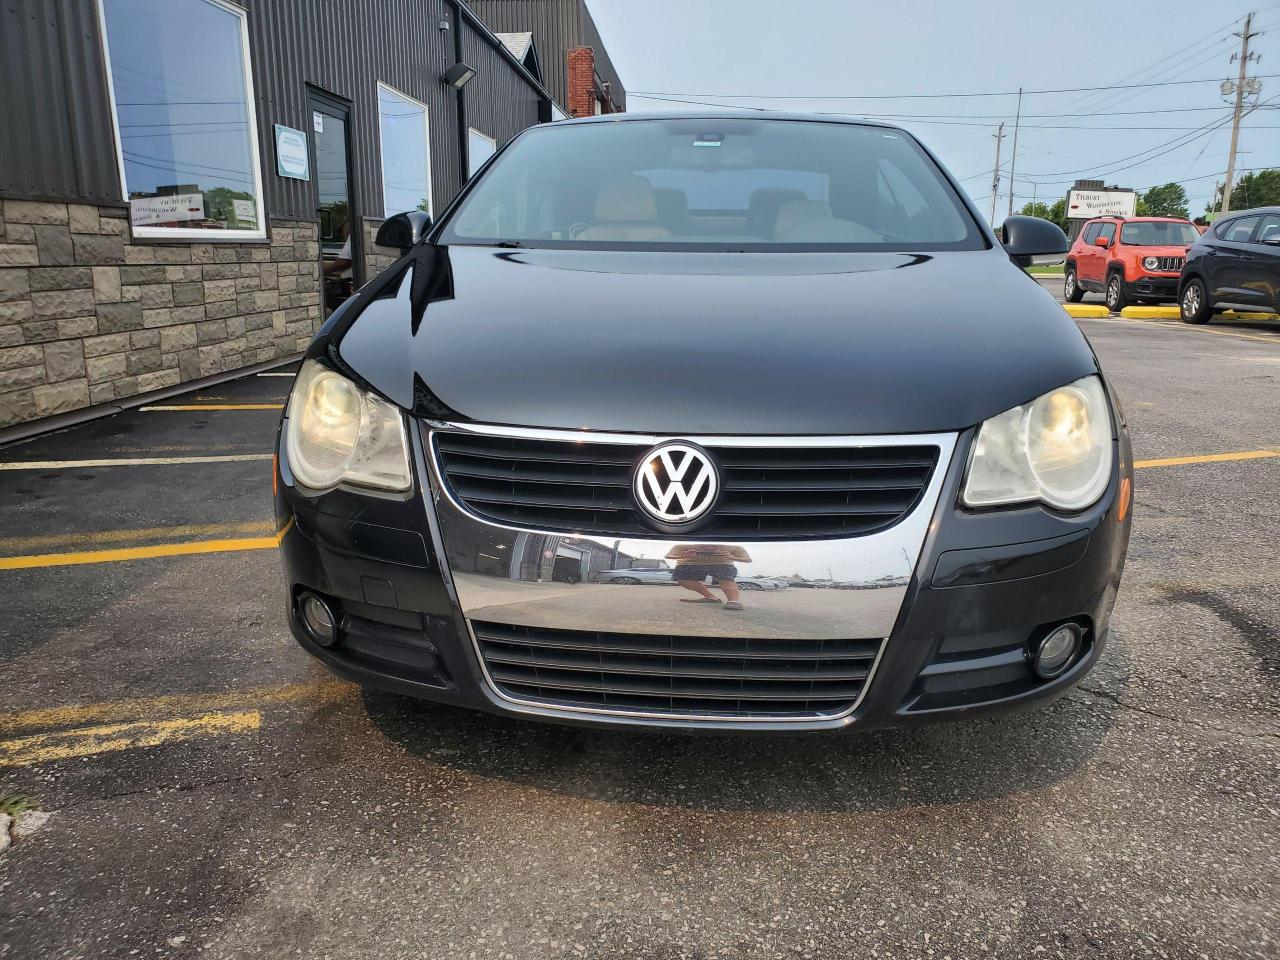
52;757;342;814
1073;684;1280;744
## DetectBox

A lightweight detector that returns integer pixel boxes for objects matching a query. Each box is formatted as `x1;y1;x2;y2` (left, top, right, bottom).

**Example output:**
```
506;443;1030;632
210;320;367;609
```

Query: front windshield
1120;221;1199;246
440;118;983;251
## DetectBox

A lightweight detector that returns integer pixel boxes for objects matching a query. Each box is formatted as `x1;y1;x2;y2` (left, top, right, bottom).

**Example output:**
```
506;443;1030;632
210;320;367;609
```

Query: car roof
551;110;903;131
1088;216;1193;223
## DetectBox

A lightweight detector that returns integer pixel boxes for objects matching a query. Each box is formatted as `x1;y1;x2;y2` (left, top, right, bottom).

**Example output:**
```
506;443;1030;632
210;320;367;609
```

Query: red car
1064;216;1200;311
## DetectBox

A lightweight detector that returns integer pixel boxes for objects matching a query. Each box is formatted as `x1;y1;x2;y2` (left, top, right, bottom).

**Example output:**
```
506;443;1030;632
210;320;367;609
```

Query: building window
377;83;432;218
468;128;496;177
97;0;266;240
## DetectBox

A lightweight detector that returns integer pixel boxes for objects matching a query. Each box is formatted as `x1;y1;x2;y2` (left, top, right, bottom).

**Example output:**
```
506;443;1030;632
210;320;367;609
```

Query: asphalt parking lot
1;315;1278;960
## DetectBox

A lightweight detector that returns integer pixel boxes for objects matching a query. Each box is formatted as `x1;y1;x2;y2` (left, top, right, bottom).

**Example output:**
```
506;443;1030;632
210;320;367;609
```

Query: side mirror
375;211;432;252
1094;236;1110;248
1001;215;1069;261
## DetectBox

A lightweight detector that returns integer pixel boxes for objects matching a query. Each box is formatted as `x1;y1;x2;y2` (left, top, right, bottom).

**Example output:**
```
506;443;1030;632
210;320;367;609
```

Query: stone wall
363;219;401;280
0;199;325;428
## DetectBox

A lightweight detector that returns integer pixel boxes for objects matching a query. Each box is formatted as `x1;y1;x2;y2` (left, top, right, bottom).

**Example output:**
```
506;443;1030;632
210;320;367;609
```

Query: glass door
308;92;360;317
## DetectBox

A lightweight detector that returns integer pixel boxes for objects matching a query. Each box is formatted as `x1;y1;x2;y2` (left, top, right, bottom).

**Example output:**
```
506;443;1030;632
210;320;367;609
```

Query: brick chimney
567;46;596;117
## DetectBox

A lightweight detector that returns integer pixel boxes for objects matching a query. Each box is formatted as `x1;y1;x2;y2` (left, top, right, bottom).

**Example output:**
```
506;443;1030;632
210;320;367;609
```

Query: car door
1211;215;1263;305
1076;222;1103;286
1245;214;1280;309
1086;221;1116;286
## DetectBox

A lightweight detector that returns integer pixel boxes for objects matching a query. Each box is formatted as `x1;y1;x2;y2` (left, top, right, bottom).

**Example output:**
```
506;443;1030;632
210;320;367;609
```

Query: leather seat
774;199;879;243
745;188;805;239
576;175;674;241
653;188;689;234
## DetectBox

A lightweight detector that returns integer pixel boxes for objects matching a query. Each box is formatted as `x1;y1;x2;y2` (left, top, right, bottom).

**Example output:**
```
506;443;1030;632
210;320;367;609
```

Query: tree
1046;198;1068;233
1140;182;1189;218
1206;168;1280;214
1018;198;1069;234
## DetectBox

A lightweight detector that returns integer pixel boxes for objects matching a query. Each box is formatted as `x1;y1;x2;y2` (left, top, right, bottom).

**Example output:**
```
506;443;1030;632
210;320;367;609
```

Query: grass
0;795;38;817
1027;265;1065;275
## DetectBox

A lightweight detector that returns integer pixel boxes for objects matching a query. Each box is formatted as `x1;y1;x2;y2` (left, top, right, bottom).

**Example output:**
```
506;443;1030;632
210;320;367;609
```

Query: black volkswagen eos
275;114;1133;732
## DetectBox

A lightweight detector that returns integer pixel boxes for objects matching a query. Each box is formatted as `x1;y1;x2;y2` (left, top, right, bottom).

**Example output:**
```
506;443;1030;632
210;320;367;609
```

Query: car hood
331;245;1098;436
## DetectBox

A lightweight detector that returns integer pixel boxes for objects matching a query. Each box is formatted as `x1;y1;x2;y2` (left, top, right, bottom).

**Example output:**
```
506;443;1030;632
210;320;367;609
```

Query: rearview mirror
375;211;432;253
1001;215;1069;262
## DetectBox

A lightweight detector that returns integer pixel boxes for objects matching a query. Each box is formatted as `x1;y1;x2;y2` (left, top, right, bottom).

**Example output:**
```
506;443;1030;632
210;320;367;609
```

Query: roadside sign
1067;189;1137;220
274;124;310;180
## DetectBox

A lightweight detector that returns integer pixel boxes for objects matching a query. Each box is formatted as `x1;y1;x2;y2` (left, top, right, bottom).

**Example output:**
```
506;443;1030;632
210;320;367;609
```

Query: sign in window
98;0;266;240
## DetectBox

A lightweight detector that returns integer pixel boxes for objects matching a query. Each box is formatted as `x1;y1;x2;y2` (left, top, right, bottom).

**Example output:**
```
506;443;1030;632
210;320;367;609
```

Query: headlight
284;360;411;492
962;375;1113;512
1142;256;1160;271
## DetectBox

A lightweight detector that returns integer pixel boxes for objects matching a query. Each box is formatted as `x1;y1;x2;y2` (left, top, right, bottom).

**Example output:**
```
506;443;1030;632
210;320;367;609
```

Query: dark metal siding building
0;0;573;430
0;0;554;227
468;0;626;111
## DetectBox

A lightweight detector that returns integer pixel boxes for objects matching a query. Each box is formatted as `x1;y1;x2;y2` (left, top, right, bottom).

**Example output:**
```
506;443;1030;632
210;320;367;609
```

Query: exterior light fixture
443;62;477;89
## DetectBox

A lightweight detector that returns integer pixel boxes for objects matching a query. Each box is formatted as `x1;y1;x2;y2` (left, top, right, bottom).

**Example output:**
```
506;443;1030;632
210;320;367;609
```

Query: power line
629;73;1280;101
628;96;1275;121
1015;112;1236;182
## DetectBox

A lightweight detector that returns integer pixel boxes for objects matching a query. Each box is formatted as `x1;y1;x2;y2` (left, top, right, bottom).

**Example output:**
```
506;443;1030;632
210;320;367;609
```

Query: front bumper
276;419;1132;733
1126;273;1180;299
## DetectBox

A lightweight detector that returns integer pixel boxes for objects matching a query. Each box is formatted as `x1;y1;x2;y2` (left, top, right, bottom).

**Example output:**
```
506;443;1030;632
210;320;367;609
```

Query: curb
1220;310;1280;322
1119;306;1181;319
1062;304;1111;318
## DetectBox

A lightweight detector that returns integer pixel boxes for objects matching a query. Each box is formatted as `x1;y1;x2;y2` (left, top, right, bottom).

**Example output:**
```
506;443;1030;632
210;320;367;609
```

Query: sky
586;0;1280;221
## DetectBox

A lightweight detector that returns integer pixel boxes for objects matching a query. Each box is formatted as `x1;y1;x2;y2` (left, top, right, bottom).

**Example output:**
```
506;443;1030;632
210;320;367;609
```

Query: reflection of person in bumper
667;544;751;611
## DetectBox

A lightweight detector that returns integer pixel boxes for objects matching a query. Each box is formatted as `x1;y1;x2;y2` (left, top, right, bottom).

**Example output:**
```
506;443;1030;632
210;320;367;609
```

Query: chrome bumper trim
419;421;959;725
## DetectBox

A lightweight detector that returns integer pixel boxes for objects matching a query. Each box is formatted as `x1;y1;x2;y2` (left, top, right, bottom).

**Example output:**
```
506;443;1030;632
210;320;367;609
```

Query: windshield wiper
491;240;525;248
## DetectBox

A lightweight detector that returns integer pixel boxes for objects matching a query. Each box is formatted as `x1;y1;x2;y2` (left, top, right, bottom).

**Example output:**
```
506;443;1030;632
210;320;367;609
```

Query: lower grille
472;620;882;719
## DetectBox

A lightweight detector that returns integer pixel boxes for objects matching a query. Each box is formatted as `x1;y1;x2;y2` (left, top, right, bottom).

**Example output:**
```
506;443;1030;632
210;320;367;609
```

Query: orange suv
1064;216;1200;311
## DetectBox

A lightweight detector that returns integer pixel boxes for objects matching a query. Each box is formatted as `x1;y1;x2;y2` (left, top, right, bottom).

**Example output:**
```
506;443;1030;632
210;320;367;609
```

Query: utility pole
989;122;1005;226
1006;87;1023;218
1221;12;1261;214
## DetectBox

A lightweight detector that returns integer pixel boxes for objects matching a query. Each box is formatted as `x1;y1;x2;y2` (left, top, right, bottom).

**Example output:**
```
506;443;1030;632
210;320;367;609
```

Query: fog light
1031;624;1081;680
298;591;339;647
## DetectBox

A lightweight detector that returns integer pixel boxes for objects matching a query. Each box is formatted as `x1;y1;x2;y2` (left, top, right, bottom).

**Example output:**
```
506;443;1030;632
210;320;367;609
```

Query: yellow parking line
0;678;350;735
1106;315;1280;344
139;403;284;411
0;454;273;470
0;518;293;570
1135;450;1279;469
0;711;261;767
0;520;275;554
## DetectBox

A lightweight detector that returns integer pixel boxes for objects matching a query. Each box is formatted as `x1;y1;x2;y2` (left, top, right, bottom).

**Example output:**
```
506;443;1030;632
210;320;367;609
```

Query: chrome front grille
1153;256;1184;272
472;620;883;719
431;429;939;540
